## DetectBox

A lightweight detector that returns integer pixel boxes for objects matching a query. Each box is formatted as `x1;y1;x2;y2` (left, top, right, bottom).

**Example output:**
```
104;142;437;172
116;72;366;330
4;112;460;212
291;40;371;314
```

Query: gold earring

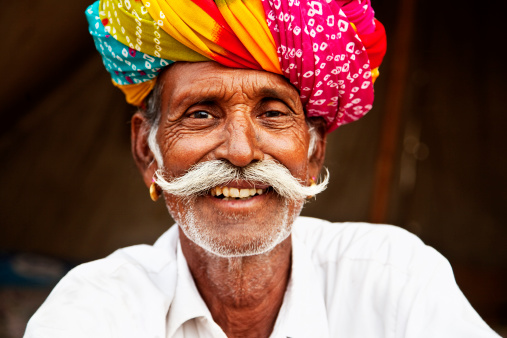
150;181;161;202
307;176;317;199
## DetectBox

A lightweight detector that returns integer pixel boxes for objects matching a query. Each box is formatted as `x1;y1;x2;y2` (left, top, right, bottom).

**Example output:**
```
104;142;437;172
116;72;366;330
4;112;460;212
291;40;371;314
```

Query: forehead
157;61;302;109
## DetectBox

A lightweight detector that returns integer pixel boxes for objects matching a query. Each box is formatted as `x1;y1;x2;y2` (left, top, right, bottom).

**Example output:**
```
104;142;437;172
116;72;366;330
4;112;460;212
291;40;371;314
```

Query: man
25;0;499;337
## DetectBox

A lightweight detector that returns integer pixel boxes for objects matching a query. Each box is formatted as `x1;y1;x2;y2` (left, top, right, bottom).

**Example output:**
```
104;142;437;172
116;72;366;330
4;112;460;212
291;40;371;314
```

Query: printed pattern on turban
86;0;386;132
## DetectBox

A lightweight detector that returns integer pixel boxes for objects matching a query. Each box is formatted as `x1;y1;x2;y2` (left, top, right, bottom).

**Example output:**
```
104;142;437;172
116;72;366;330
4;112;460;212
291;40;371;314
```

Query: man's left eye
190;111;213;119
264;111;283;118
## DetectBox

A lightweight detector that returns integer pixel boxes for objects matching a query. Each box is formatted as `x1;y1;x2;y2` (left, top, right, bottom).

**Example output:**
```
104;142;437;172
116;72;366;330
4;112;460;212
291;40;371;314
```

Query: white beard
168;197;304;258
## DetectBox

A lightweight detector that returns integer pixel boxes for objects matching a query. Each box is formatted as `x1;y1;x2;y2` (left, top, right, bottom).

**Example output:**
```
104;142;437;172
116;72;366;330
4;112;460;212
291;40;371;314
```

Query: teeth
210;186;267;199
230;188;239;198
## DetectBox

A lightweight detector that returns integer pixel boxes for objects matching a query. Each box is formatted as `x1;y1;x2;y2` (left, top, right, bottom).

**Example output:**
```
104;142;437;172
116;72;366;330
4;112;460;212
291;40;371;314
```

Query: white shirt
24;217;499;337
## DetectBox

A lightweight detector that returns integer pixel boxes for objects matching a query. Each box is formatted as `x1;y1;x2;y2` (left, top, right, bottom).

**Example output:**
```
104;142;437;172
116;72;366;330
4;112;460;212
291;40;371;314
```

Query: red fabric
359;19;387;70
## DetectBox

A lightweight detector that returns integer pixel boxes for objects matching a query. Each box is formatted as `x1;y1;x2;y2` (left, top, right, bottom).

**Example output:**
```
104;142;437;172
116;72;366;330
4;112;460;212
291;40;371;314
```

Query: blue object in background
0;252;75;288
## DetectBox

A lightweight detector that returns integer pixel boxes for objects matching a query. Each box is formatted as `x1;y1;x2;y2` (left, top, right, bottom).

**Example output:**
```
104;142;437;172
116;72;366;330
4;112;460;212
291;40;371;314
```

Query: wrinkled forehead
157;62;303;111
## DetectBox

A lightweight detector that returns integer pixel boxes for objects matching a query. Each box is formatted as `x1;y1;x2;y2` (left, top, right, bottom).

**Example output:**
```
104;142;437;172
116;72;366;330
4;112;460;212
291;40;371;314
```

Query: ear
131;111;158;189
308;122;327;181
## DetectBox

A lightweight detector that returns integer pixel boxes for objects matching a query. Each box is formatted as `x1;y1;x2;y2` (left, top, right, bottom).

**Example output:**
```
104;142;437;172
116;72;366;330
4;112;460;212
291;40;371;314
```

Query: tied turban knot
86;0;386;132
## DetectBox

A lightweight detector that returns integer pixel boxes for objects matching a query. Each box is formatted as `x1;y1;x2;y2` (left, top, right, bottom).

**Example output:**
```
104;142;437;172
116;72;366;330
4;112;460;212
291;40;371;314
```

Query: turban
86;0;386;132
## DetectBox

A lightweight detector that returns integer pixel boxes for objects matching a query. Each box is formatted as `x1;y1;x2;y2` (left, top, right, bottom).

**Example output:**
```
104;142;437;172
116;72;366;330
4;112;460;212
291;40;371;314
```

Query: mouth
209;186;271;201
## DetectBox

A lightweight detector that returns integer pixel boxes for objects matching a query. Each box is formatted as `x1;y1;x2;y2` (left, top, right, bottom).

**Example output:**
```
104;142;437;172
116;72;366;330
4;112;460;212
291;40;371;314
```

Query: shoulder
292;216;437;272
292;217;500;337
24;226;179;338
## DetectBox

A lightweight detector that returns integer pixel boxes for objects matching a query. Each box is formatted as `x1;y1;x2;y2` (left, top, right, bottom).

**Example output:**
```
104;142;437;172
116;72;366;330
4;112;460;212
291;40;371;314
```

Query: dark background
1;0;506;336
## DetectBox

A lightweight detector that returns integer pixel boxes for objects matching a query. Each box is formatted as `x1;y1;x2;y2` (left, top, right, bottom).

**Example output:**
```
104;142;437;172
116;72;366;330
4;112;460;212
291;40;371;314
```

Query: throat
226;256;245;274
204;254;286;306
180;231;292;335
202;254;292;337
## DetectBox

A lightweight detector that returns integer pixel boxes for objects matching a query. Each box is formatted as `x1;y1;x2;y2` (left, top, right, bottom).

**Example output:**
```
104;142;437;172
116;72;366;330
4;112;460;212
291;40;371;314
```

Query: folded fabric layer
86;0;386;131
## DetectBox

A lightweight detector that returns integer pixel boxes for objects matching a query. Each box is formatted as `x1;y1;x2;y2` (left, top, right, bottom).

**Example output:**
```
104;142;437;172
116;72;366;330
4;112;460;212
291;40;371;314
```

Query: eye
189;111;213;119
258;99;292;120
264;111;284;118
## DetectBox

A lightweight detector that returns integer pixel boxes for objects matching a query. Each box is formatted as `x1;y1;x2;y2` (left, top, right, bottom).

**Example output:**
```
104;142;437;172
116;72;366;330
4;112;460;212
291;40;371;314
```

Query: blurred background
0;0;506;336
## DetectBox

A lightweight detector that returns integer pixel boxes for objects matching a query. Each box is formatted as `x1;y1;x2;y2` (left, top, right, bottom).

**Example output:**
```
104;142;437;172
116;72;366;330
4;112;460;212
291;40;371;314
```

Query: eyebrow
256;87;298;107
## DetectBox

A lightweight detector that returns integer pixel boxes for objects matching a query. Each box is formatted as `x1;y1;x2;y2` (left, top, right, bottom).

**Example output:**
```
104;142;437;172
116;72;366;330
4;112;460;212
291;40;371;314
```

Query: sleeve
396;246;501;338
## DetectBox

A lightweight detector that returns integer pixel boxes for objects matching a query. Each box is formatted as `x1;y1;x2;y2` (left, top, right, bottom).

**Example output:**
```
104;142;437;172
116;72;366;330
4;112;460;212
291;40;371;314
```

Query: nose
215;113;263;167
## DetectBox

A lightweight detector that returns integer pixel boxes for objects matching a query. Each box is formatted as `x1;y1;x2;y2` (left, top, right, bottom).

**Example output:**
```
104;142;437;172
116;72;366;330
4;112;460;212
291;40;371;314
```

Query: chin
191;231;292;258
170;196;304;258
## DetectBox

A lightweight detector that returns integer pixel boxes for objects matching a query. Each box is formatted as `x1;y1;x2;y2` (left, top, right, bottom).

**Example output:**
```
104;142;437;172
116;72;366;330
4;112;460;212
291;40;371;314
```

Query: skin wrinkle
149;110;318;164
131;61;328;337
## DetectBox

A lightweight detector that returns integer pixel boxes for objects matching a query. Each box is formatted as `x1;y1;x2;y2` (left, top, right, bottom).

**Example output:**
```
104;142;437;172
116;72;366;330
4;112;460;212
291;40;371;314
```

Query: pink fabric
339;0;376;35
261;0;376;131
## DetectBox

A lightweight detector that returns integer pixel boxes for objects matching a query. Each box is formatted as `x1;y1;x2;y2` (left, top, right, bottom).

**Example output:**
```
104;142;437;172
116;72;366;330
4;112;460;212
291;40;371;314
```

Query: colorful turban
86;0;386;132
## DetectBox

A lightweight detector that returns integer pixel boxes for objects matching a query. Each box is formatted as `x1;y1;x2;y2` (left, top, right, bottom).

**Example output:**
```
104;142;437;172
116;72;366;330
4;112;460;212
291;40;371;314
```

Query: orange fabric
112;79;157;107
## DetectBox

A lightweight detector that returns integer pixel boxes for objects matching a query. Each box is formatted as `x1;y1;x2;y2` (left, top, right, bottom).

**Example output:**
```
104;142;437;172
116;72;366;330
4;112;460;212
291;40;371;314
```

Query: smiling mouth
209;186;270;200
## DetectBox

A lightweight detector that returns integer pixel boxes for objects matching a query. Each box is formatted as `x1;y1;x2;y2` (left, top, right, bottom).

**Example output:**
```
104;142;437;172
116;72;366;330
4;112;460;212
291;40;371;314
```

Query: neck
179;228;292;338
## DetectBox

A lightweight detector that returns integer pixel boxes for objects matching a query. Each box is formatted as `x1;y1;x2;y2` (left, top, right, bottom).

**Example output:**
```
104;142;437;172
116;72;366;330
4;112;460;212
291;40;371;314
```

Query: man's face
138;62;324;257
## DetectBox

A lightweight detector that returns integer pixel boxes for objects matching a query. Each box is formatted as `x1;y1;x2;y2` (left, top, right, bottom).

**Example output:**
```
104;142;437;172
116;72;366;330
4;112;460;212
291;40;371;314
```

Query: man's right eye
189;111;213;119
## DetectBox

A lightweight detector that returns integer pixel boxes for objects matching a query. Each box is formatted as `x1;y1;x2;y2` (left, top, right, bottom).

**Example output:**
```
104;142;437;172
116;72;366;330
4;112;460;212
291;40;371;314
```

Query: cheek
159;130;220;176
258;130;310;178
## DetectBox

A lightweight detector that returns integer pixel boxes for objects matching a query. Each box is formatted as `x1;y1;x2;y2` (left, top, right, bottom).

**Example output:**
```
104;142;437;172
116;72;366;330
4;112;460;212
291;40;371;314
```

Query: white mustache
153;160;329;201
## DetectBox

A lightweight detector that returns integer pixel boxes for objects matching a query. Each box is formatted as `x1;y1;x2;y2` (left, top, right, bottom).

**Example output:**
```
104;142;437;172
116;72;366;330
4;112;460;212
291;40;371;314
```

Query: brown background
1;0;506;334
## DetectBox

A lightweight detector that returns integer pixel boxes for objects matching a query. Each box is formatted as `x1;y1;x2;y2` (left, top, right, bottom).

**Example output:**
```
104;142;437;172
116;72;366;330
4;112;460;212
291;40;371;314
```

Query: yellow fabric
99;0;209;61
371;67;379;84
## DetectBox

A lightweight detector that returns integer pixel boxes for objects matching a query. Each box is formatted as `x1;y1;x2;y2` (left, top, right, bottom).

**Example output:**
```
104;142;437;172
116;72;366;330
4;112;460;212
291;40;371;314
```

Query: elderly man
25;0;499;337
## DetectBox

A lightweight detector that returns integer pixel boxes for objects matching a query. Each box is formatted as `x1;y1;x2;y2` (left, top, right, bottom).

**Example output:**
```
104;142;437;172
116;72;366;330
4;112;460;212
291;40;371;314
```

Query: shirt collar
166;239;224;337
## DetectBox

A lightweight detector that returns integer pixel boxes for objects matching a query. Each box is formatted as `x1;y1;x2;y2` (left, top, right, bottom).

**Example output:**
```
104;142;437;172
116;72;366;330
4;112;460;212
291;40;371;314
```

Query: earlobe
131;112;158;188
